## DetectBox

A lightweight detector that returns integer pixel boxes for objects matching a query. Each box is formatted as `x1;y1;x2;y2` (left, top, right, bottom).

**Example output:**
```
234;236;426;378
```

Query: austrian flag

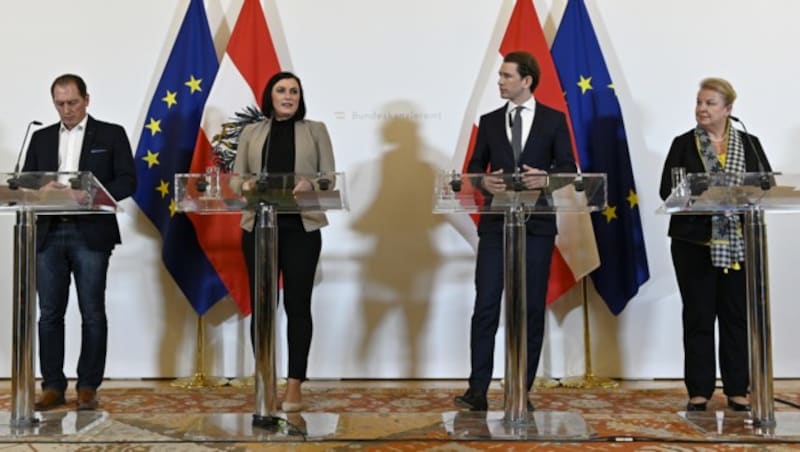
454;0;600;303
189;0;284;315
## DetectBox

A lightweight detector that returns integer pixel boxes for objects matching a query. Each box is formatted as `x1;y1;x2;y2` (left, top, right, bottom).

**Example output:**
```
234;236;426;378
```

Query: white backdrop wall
2;0;799;380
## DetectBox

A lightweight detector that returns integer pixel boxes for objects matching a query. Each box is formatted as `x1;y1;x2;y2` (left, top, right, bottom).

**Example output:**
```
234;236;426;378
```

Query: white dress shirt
58;115;87;183
505;97;536;148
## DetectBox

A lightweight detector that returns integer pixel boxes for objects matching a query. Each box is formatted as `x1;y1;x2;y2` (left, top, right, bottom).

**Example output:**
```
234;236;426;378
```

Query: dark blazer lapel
523;103;550;157
489;106;514;161
42;126;61;171
78;116;96;171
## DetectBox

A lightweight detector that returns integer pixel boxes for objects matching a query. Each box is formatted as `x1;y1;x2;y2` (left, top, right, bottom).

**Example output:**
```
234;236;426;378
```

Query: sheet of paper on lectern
489;190;544;209
294;190;344;210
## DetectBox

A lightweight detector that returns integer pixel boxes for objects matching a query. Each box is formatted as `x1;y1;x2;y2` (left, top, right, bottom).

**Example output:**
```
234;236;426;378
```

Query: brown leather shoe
34;389;66;411
76;389;98;411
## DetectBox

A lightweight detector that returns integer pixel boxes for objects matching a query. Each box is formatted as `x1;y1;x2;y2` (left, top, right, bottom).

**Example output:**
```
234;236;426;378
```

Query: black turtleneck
262;117;303;228
263;117;296;173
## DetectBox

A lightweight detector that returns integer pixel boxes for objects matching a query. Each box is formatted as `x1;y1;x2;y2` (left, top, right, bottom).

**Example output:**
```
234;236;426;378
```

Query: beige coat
233;118;335;232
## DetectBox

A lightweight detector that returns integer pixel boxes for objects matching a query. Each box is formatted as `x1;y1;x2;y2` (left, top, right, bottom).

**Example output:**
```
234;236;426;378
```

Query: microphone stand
730;116;771;191
7;120;42;190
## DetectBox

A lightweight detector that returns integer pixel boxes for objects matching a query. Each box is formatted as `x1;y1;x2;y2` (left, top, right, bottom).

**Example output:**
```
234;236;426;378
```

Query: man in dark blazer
22;74;136;411
455;51;576;411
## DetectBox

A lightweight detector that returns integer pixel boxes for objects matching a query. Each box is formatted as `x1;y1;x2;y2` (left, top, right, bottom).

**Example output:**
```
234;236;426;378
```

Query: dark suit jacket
22;115;137;251
467;102;577;236
658;129;772;243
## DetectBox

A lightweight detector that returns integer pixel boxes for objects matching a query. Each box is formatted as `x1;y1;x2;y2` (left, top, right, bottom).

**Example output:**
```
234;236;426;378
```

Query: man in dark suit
455;51;576;411
22;74;136;411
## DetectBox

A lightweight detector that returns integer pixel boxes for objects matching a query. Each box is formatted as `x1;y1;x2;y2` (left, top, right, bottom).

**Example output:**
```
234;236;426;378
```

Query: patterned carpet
2;384;800;450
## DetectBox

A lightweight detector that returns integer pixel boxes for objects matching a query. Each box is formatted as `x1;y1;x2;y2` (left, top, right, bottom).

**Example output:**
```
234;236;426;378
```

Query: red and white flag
189;0;283;315
453;0;599;303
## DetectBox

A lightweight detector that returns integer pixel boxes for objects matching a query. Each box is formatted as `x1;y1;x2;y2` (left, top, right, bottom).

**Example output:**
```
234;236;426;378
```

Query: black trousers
671;239;749;399
469;230;554;394
241;215;321;381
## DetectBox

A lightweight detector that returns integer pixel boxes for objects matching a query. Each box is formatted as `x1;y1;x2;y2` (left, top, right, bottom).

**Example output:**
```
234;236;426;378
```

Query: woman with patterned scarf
659;78;772;413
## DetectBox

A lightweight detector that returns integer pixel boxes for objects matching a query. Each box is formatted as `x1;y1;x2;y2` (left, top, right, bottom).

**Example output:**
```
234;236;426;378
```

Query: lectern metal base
680;410;800;437
184;412;339;441
0;411;107;437
443;410;594;440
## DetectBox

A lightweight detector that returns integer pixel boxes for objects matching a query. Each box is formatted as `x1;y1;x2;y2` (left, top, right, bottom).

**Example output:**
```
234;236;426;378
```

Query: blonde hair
699;77;737;106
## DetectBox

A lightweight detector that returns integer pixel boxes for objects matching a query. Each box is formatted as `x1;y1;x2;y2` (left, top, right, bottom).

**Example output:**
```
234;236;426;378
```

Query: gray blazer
233;118;335;232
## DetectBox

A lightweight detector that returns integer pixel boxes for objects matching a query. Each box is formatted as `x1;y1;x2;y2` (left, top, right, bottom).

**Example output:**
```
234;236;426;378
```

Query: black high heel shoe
686;400;707;411
727;398;751;412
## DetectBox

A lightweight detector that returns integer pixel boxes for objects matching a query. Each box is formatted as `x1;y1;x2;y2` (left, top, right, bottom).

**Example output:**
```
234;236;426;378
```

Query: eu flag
551;0;649;315
133;0;225;315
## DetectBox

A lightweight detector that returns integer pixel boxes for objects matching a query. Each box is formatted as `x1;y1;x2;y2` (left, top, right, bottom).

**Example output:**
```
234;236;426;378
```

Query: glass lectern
660;172;800;436
0;171;119;435
175;171;345;439
434;171;606;439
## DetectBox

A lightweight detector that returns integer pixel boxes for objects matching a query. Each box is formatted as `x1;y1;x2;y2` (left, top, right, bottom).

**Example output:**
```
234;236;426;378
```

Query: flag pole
561;278;618;389
171;314;229;388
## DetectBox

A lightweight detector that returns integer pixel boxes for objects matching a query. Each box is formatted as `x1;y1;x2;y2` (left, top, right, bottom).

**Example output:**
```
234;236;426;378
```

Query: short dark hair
503;51;540;93
51;74;87;98
260;71;306;120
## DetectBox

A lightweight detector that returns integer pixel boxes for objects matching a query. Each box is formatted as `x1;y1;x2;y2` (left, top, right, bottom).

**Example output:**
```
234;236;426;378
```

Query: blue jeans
36;221;110;392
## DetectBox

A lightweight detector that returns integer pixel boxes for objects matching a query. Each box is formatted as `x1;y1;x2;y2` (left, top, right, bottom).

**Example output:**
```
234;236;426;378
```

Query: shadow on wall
129;201;247;379
349;101;445;377
547;278;625;379
126;207;192;377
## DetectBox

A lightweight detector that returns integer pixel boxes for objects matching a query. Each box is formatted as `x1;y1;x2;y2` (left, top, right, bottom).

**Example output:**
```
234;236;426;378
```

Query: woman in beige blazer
234;72;335;412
